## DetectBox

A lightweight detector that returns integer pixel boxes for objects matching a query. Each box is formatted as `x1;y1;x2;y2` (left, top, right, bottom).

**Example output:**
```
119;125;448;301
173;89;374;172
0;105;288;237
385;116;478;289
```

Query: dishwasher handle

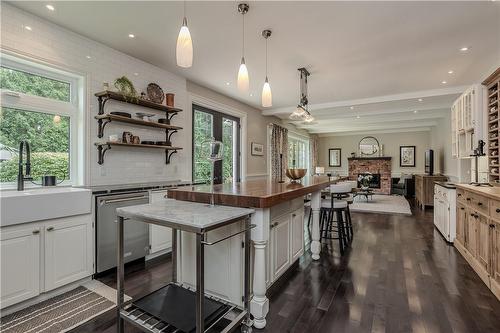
99;195;148;206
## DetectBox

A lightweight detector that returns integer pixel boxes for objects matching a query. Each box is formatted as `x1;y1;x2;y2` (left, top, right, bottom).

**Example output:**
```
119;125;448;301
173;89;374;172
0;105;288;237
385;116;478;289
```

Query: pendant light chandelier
261;29;272;107
176;0;193;68
289;68;314;122
237;3;250;92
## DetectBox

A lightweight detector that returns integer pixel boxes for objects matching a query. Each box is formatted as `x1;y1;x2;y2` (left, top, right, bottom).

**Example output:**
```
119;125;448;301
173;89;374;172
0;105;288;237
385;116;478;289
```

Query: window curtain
310;134;319;174
270;124;288;180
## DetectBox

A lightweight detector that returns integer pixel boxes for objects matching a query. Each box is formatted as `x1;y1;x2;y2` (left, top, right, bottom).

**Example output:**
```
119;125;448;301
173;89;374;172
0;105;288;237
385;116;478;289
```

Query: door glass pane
0;67;71;102
0;107;70;183
223;118;237;183
193;110;213;183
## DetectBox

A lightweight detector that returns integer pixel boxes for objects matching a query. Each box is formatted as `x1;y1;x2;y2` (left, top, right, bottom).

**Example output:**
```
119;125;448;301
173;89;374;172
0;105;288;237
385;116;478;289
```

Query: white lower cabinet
0;214;92;309
149;190;172;254
44;215;93;291
0;225;41;308
291;208;305;262
271;214;291;280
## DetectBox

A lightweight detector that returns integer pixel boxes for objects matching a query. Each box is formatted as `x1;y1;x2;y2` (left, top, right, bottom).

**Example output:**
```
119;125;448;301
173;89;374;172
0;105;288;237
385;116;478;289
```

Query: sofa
391;175;415;197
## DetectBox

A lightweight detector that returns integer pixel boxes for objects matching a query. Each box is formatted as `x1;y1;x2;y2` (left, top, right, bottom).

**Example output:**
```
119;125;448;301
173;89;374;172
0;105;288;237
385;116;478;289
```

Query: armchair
391;175;415;197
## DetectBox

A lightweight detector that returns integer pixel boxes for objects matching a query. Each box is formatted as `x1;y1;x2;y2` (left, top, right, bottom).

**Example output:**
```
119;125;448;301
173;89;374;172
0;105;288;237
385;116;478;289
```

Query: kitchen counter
80;180;192;194
455;184;500;200
168;176;335;208
435;181;457;189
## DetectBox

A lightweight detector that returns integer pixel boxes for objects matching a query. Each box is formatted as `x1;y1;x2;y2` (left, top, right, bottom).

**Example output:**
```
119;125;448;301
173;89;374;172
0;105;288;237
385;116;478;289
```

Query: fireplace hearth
358;173;381;189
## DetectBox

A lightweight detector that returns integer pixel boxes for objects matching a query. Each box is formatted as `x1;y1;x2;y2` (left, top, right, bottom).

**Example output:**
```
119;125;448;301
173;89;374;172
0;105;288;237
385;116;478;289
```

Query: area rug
0;280;129;333
350;194;412;215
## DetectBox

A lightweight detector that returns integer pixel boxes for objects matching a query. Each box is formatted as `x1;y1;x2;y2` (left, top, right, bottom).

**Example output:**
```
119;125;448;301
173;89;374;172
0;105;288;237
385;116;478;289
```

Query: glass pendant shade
176;17;193;68
303;113;315;123
237;57;249;92
262;77;272;107
289;105;307;120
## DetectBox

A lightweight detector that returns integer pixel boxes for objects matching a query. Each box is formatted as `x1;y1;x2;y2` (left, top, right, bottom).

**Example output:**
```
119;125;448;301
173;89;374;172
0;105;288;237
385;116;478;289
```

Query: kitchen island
168;176;335;328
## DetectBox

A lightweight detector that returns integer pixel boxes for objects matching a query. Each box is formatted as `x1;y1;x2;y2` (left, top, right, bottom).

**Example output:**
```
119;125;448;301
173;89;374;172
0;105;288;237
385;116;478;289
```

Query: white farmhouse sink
1;187;91;227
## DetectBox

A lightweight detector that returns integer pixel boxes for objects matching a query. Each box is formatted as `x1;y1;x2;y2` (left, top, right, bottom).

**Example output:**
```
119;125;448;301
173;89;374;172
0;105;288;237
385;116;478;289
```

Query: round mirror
358;136;380;156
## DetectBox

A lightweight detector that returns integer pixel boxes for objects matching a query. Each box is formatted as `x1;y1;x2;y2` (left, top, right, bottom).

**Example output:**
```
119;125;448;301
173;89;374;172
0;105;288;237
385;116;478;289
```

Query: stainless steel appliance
95;191;149;273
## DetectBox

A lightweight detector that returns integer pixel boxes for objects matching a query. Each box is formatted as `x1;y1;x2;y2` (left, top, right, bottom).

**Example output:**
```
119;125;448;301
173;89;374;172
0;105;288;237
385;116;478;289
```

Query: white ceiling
10;1;500;134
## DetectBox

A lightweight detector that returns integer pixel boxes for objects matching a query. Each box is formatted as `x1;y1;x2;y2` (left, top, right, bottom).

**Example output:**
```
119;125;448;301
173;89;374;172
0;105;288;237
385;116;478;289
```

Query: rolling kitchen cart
116;200;255;333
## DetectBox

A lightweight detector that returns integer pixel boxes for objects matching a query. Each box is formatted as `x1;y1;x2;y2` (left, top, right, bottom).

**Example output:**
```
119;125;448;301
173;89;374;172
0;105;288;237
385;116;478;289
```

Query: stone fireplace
348;157;392;194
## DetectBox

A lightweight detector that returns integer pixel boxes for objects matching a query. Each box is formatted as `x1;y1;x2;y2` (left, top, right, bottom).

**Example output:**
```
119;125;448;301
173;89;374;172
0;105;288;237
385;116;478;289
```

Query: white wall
318;131;431;177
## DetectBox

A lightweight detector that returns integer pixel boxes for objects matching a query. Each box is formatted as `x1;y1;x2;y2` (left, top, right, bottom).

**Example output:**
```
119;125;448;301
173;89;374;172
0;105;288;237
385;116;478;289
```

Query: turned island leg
250;209;270;329
311;190;322;260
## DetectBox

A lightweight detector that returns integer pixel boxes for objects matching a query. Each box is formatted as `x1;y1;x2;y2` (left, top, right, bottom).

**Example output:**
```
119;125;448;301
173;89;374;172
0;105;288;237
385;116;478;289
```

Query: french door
192;104;240;184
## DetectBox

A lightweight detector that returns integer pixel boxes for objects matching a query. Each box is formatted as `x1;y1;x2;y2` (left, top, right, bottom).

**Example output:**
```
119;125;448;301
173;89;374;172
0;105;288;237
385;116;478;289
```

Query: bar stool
320;182;352;255
340;180;357;243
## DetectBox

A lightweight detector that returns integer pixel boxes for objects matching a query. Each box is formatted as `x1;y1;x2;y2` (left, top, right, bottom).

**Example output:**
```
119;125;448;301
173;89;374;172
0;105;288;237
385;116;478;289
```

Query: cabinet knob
46;226;54;232
496;208;500;213
466;198;471;201
292;213;296;217
478;202;483;206
458;193;462;197
490;224;495;228
271;222;278;229
32;230;40;235
460;207;465;210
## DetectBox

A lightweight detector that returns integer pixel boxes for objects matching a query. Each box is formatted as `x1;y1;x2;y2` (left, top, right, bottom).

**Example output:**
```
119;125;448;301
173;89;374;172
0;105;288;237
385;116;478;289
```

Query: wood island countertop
167;176;336;208
455;184;500;200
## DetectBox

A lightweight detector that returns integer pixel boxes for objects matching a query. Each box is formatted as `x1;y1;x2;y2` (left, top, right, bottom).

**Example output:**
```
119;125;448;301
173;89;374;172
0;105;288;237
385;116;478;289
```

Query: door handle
100;196;148;205
46;226;54;231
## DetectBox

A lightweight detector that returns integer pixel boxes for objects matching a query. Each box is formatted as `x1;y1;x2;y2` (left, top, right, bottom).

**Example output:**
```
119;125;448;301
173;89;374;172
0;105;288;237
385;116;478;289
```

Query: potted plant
358;173;373;191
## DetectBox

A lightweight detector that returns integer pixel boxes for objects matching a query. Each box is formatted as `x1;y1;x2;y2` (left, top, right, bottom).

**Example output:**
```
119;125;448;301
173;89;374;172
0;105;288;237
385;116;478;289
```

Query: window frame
0;54;83;188
288;133;310;171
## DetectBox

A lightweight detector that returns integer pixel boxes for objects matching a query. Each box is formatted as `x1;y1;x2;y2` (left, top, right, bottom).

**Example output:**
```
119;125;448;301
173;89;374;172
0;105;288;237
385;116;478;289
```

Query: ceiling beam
262;86;467;116
317;127;433;137
307;120;439;133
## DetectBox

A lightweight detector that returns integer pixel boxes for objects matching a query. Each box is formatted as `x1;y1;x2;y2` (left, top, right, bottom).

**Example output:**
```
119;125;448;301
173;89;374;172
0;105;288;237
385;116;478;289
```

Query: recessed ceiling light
448;70;454;74
133;72;139;76
24;26;32;31
128;34;135;38
86;55;92;59
225;82;230;86
350;106;355;110
356;115;360;119
460;47;469;52
442;81;447;84
46;4;55;11
418;98;423;102
250;93;253;97
414;110;418;113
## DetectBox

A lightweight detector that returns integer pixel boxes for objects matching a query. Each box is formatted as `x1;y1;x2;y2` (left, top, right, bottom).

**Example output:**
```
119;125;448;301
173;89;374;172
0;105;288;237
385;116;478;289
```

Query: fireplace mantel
348;156;392;161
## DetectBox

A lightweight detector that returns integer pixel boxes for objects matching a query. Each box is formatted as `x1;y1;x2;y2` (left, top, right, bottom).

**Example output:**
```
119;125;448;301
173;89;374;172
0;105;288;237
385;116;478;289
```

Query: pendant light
176;0;193;68
237;3;250;92
261;29;272;107
289;67;314;122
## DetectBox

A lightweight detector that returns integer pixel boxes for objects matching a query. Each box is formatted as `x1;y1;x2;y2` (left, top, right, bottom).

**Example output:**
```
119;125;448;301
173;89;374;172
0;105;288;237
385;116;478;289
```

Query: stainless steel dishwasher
95;191;149;273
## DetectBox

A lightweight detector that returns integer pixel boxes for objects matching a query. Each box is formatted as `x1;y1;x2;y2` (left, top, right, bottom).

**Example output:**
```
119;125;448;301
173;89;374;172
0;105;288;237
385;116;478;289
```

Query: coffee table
353;188;374;202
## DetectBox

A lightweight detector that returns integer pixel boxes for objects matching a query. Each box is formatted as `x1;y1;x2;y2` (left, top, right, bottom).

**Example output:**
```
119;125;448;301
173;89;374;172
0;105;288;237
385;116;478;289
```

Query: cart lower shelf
120;283;247;333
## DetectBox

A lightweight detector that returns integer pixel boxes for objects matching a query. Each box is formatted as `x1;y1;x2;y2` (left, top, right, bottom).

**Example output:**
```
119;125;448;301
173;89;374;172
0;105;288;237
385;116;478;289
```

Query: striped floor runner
0;282;118;333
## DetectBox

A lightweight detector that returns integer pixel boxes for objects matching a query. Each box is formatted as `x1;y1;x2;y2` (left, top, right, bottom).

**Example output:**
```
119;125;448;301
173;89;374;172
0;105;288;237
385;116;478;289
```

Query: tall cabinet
484;68;500;183
451;84;486;159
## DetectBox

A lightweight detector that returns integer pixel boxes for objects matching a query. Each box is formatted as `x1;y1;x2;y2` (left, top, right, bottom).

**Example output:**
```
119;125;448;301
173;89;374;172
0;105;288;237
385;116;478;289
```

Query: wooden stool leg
335;210;345;256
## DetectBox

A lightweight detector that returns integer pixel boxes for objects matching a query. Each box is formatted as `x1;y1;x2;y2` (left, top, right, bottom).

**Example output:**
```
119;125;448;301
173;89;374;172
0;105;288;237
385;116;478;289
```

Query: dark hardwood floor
70;203;500;333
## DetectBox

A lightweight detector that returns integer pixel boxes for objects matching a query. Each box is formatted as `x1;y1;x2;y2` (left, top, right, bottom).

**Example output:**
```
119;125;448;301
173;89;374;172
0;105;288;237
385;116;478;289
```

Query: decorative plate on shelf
147;83;164;104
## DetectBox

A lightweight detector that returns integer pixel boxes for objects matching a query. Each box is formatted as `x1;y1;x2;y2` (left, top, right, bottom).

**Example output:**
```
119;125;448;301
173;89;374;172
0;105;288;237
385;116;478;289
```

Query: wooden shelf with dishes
93;90;183;165
484;67;500;183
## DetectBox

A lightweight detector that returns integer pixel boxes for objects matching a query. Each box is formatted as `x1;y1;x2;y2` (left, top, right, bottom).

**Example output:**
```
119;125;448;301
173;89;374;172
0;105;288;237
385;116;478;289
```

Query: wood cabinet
454;185;499;300
44;215;93;291
415;174;447;210
483;68;500;183
0;225;41;308
0;214;93;309
149;190;172;255
456;203;467;245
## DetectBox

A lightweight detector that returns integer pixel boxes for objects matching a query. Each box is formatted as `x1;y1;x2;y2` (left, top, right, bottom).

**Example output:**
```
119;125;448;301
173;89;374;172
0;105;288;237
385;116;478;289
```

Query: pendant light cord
242;14;245;57
183;0;186;18
265;38;268;77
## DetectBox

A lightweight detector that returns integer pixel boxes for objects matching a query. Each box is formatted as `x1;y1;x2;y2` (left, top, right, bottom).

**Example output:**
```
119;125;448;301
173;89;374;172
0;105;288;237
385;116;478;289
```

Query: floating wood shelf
94;142;182;165
95;114;182;138
95;90;182;114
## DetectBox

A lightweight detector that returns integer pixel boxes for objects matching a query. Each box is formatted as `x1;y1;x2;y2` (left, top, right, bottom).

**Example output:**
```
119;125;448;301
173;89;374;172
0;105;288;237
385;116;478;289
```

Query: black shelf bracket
97;118;112;138
97;96;111;115
97;144;111;165
166;129;178;142
167;112;178;122
166;150;178;165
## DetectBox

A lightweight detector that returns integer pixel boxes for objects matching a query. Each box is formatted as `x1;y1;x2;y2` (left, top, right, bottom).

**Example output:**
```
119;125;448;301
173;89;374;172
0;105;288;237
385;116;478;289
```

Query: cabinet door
476;214;491;272
44;215;93;291
492;220;500;286
466;212;478;257
271;214;291;281
1;225;40;308
150;191;172;253
456;203;467;246
290;208;304;262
